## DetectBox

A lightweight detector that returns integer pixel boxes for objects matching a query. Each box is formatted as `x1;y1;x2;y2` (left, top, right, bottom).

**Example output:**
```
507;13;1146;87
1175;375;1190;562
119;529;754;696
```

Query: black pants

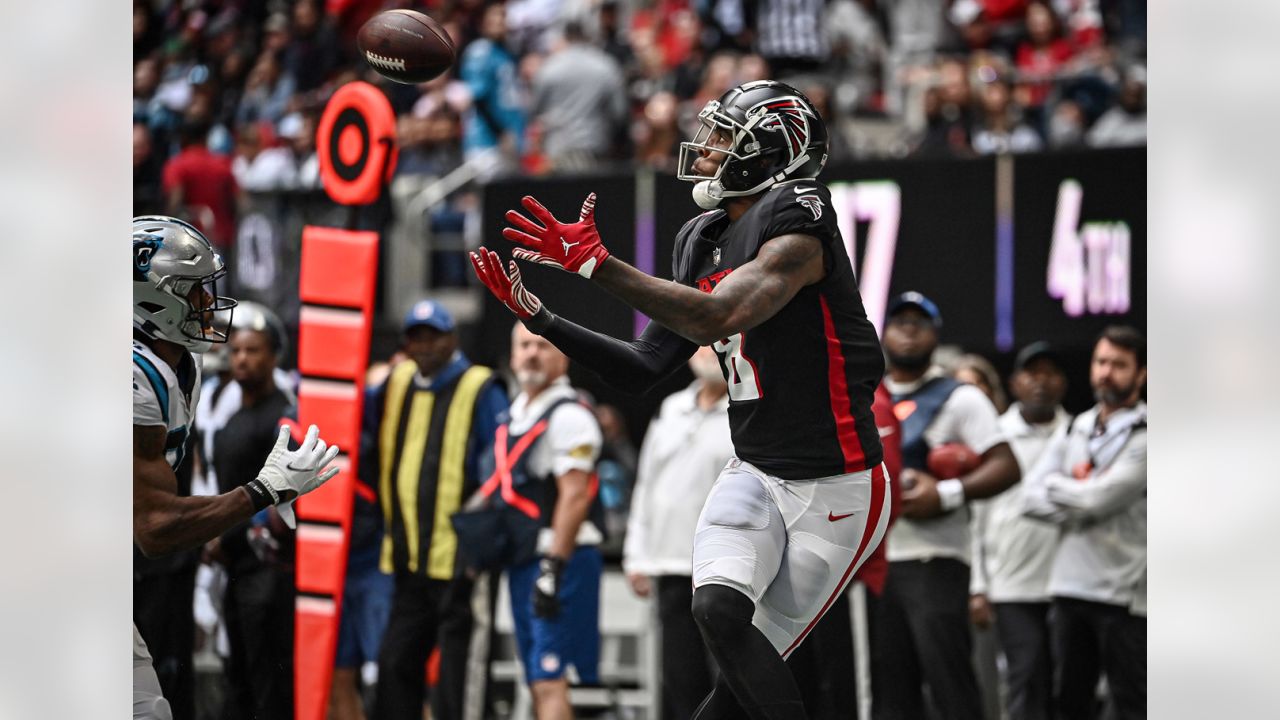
1051;597;1146;720
222;565;295;720
788;591;856;720
994;602;1053;720
656;576;716;720
374;573;474;720
869;559;983;720
134;565;197;720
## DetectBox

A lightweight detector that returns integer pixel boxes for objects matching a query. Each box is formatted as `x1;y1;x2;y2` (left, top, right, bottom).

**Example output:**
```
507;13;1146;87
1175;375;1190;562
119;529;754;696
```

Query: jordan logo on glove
502;193;610;279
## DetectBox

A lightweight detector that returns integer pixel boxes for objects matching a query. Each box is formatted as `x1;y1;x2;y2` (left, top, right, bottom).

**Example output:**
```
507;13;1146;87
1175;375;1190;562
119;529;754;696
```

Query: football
357;9;456;84
926;443;982;480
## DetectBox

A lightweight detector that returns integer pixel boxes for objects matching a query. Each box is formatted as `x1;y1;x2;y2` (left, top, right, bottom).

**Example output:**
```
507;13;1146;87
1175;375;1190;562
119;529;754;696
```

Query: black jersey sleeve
761;181;839;243
525;309;698;394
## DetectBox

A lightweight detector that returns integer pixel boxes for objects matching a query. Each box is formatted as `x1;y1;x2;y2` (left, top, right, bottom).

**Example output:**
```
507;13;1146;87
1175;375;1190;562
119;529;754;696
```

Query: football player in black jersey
472;81;890;720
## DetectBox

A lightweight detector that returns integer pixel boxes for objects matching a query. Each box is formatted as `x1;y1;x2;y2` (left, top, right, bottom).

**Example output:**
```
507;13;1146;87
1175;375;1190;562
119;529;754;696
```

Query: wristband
243;478;276;512
937;478;966;512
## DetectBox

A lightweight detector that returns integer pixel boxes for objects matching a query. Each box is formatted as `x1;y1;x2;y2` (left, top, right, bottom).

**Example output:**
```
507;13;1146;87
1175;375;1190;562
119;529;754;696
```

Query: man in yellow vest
365;300;509;720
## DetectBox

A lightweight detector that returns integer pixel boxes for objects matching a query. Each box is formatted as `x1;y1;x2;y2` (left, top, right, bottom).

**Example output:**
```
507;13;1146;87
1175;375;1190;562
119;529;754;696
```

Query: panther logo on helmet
134;233;163;280
750;98;816;165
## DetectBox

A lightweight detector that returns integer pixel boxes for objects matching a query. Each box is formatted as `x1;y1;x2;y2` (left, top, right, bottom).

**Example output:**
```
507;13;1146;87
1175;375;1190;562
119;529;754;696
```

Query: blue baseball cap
403;299;455;333
886;291;943;329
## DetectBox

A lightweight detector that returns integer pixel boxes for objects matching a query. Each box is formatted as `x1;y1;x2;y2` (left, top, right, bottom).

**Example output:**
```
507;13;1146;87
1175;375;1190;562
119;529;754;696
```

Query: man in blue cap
363;300;510;720
870;292;1021;720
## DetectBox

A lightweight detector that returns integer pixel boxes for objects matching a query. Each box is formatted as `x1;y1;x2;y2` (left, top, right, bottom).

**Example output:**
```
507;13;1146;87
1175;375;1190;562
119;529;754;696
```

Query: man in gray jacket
971;342;1071;720
530;21;627;172
1023;326;1147;720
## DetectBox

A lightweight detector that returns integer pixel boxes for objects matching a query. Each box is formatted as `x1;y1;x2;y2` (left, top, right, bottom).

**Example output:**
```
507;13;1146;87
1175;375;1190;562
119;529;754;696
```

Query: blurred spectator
593;403;638;551
678;51;738;140
737;52;772;84
755;0;830;78
134;123;165;216
280;112;321;189
236;51;297;126
231;121;297;192
1046;99;1086;148
134;0;163;58
633;91;682;171
970;341;1070;720
825;0;889;113
365;301;508;720
329;358;402;720
971;71;1044;155
459;2;527;176
597;0;633;69
497;323;604;720
1086;63;1145;147
952;353;1010;414
283;0;341;93
873;292;1020;720
398;75;469;176
529;21;628;173
209;306;297;720
162;119;238;250
698;0;755;53
623;347;730;720
1023;326;1147;719
913;57;974;156
1051;0;1105;50
1014;1;1076;124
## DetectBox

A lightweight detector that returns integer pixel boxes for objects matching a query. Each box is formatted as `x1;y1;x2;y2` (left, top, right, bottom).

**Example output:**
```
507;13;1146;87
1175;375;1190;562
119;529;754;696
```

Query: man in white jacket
623;347;732;720
1023;326;1147;720
970;342;1071;720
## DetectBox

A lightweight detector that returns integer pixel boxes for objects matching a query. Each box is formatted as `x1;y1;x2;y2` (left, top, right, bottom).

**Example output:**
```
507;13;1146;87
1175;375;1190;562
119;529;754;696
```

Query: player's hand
502;193;610;279
969;593;994;629
900;468;943;519
245;425;341;529
533;555;565;619
470;248;543;319
626;572;651;598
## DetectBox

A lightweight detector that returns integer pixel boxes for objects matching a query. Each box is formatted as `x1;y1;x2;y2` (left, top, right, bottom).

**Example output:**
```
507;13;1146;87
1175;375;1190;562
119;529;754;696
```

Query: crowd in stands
135;0;1148;221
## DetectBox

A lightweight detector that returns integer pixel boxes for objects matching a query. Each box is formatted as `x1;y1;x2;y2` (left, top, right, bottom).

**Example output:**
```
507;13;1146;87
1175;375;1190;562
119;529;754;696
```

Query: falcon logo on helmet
752;98;815;165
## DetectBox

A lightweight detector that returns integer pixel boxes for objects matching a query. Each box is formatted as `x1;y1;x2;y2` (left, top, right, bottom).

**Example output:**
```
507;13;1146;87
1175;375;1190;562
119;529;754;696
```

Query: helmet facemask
133;217;238;353
678;88;824;208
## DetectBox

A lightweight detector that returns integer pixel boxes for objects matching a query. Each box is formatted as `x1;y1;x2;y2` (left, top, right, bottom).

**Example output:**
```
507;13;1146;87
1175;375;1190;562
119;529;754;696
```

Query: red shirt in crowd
1016;39;1075;107
161;145;238;249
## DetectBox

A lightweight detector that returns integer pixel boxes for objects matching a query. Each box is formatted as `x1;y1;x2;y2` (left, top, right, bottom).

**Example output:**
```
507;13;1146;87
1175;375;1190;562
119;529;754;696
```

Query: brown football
357;9;455;84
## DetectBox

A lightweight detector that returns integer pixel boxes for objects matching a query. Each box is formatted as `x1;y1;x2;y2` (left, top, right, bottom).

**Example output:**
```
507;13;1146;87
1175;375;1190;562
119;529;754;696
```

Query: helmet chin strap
691;180;724;210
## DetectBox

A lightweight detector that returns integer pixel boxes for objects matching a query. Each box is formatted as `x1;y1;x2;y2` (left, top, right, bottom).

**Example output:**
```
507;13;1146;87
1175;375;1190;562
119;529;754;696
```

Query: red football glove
502;193;610;279
470;248;543;319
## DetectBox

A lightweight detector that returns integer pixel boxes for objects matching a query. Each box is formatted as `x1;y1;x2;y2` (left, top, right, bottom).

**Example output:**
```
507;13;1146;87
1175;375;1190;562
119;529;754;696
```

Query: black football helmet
678;80;828;209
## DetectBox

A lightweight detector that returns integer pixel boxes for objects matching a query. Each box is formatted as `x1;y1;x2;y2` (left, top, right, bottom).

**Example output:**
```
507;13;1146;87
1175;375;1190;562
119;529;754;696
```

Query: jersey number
712;333;762;401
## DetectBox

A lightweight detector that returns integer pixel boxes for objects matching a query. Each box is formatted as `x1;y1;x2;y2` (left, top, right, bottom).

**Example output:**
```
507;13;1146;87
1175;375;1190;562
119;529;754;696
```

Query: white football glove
244;424;341;529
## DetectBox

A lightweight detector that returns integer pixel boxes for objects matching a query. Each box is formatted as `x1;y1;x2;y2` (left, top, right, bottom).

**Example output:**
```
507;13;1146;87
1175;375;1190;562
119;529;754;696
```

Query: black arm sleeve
525;308;698;394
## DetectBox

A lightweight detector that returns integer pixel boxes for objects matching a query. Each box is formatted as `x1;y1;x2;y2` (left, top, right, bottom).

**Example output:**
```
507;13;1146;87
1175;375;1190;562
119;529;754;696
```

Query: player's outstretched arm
594;233;825;345
500;194;825;344
471;248;697;393
134;423;341;556
133;424;256;557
